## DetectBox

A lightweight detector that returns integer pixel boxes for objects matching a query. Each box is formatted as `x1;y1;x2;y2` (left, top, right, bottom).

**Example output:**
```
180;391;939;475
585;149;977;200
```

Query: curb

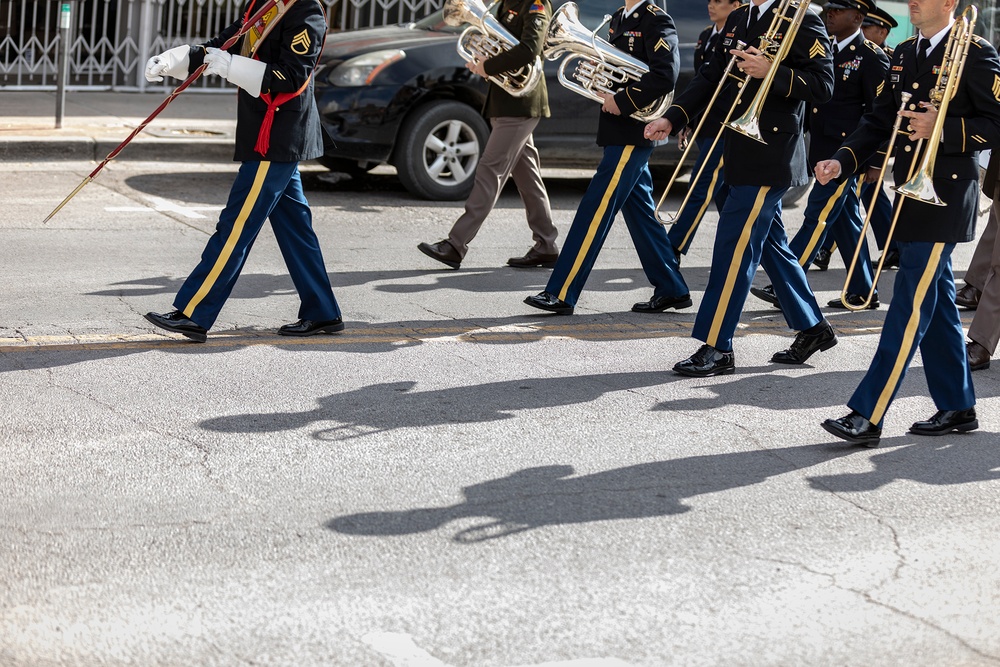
0;136;235;163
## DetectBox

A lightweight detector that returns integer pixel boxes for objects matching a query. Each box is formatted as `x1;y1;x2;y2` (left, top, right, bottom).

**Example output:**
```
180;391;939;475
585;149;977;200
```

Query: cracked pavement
1;160;999;666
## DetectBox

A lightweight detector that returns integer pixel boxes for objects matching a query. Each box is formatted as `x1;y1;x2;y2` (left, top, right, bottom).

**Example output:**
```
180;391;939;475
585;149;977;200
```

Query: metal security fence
0;0;444;90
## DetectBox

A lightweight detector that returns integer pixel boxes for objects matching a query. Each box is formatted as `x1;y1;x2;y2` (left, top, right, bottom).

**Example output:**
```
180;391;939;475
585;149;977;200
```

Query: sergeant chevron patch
291;29;311;54
809;39;825;58
993;74;1000;101
655;38;671;52
876;80;884;96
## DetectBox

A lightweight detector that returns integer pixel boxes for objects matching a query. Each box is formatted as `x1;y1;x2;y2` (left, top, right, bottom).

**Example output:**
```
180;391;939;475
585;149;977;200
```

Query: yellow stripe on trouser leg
557;147;633;302
800;179;848;265
183;162;271;317
869;243;944;424
707;186;770;347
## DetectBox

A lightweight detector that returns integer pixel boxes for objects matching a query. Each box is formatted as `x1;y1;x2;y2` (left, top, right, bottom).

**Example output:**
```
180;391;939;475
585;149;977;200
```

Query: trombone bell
725;112;765;144
893;171;946;206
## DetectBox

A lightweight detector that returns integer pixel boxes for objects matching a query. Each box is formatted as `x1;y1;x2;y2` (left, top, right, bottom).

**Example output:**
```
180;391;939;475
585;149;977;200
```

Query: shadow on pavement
324;443;865;542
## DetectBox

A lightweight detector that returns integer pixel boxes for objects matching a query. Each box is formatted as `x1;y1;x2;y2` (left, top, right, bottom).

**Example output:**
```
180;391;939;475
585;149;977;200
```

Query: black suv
314;1;707;199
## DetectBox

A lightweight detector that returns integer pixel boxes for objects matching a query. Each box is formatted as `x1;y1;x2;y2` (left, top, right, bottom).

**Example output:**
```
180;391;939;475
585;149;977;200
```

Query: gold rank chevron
291;28;311;54
876;80;884;97
993;74;1000;101
655;38;671;52
809;39;825;58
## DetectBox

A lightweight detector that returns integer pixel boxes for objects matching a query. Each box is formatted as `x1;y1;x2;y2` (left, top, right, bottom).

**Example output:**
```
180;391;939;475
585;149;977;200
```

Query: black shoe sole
632;298;693;313
524;297;573;315
508;262;558;269
771;336;838;364
909;420;979;436
821;421;880;447
278;322;346;337
970;361;991;371
144;313;207;343
418;244;461;269
673;364;735;378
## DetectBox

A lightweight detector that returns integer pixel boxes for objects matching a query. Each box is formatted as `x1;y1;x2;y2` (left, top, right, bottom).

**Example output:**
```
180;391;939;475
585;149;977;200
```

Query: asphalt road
1;159;999;667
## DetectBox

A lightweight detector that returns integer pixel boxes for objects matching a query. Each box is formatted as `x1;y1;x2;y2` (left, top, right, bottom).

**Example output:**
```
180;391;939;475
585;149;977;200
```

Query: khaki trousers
965;183;1000;353
446;116;557;258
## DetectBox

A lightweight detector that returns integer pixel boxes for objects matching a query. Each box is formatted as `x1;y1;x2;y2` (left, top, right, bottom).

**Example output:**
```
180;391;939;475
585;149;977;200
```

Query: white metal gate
0;0;445;90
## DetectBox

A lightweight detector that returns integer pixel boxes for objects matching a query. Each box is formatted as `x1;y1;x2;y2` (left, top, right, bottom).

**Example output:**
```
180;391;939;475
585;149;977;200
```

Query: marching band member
666;0;740;259
751;0;888;310
524;0;689;316
818;0;1000;446
418;0;560;270
143;0;344;342
645;0;836;376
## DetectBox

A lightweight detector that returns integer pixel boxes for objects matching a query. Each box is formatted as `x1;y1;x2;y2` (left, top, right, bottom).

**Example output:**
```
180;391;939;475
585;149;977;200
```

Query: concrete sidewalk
0;90;237;163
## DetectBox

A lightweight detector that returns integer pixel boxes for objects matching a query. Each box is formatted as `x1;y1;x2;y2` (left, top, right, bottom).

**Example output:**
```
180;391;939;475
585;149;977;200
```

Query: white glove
144;45;190;83
204;47;267;98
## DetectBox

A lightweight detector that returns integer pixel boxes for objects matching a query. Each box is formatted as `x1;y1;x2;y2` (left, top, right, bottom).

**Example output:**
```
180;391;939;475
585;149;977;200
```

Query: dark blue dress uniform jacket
808;32;888;169
598;1;679;147
832;32;1000;242
689;24;729;133
663;3;834;187
189;0;326;163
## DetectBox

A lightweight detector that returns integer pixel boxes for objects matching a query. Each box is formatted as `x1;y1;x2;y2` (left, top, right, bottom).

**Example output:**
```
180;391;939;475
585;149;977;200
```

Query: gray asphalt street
1;150;999;666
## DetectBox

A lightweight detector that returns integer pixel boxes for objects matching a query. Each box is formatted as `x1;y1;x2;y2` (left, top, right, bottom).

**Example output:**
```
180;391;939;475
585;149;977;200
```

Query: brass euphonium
443;0;543;98
542;2;672;122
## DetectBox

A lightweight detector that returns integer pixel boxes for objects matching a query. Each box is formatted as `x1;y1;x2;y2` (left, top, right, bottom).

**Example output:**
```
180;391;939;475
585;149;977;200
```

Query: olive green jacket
482;0;551;118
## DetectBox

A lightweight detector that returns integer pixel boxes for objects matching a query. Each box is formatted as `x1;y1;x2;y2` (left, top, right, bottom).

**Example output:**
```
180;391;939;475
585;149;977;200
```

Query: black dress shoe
418;240;461;269
772;323;837;364
673;344;735;377
507;248;559;268
955;283;981;310
875;248;899;270
827;293;879;309
910;408;978;436
821;411;881;446
278;318;345;337
813;247;831;271
968;340;991;371
750;284;781;308
524;291;574;315
631;293;693;313
144;310;207;343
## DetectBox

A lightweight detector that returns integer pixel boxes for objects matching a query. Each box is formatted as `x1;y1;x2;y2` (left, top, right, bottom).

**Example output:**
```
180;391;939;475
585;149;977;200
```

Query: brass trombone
654;0;814;224
839;6;978;311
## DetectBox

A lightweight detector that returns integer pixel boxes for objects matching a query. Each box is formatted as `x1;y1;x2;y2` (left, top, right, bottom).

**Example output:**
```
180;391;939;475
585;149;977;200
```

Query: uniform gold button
912;82;920;89
850;45;856;51
909;104;916;110
841;132;847;137
813;107;818;113
904;145;912;152
953;174;958;179
773;127;778;132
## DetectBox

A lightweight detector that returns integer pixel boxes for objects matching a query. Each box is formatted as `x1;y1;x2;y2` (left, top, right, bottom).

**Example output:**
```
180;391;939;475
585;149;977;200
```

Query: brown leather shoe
418;240;462;269
968;340;991;371
955;283;981;309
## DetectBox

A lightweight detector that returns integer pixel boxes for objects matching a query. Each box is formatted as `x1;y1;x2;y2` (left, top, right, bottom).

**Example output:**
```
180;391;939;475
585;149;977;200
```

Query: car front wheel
393;100;489;201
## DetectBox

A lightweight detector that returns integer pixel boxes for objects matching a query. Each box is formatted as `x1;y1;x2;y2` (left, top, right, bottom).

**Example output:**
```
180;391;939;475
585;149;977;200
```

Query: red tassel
255;103;277;156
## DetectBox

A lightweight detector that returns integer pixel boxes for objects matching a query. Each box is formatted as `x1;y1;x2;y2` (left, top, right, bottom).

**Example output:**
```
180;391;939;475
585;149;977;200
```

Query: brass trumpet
654;0;814;224
839;6;978;311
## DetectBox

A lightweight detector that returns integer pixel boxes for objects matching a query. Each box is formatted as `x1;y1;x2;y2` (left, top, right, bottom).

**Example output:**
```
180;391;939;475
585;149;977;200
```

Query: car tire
393;100;489;201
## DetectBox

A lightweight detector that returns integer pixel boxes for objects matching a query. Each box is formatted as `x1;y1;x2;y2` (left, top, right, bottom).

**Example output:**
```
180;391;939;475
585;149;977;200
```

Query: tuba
443;0;543;98
543;2;672;122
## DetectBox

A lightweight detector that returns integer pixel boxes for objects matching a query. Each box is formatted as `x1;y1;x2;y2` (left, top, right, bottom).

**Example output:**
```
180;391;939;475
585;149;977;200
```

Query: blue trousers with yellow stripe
694;184;823;352
847;241;974;427
173;161;341;329
788;176;875;295
667;137;728;255
545;145;687;307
